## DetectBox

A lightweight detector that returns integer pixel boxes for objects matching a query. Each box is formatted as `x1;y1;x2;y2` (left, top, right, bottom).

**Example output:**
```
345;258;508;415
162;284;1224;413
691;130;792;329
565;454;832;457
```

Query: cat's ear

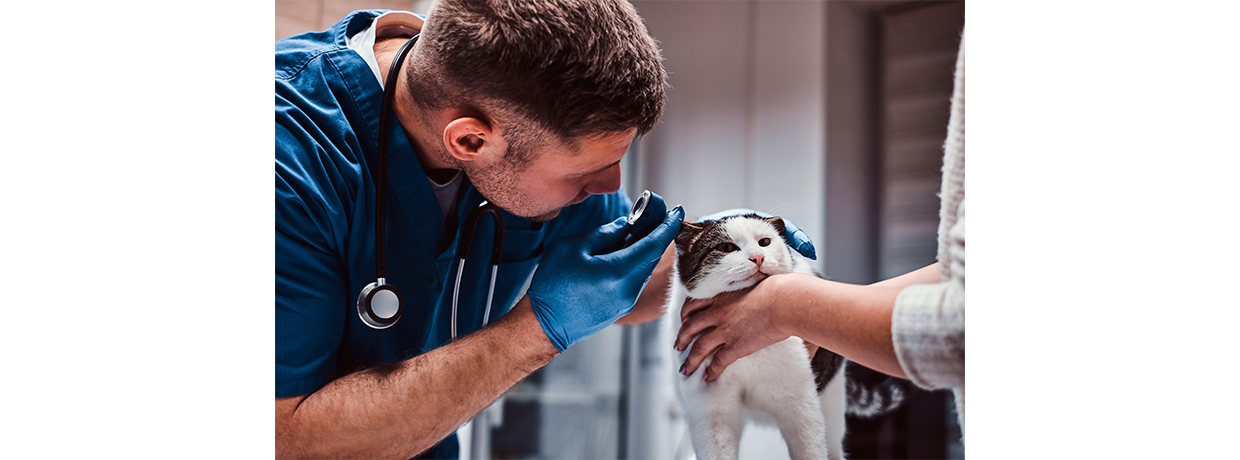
763;216;786;236
675;222;704;253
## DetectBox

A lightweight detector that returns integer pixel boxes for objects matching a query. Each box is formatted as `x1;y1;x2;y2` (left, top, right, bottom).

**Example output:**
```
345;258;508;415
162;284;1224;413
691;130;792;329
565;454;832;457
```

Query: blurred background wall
275;1;964;458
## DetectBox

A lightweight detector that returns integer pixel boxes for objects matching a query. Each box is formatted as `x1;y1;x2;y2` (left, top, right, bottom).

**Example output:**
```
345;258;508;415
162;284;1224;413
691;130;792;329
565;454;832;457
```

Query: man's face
467;128;636;222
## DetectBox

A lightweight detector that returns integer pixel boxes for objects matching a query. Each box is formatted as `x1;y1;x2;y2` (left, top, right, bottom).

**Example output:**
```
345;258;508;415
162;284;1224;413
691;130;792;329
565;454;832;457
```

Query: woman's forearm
871;262;939;288
616;243;674;325
776;273;908;378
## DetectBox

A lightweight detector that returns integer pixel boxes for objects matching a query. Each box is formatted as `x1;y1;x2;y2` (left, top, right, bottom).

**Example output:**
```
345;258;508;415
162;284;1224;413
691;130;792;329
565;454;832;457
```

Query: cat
668;213;905;460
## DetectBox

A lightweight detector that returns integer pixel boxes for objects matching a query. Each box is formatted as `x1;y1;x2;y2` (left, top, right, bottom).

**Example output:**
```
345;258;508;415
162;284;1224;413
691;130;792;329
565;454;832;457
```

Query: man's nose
582;163;622;195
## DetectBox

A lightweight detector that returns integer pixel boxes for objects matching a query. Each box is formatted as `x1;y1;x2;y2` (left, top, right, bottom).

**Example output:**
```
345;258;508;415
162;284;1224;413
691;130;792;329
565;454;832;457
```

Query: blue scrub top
275;10;632;458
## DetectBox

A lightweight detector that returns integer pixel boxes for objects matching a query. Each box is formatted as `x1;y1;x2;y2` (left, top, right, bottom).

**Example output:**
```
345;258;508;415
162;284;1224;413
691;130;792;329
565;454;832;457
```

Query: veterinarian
676;32;968;439
274;2;688;458
276;2;822;457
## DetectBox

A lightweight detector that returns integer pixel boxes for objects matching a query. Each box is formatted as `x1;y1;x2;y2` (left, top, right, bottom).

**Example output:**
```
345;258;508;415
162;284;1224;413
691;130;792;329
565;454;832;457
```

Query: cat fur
669;213;917;460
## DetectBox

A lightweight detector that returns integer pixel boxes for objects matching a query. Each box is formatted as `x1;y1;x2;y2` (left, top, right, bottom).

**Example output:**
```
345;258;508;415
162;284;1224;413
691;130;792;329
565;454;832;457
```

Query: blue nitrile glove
696;208;817;260
527;202;685;352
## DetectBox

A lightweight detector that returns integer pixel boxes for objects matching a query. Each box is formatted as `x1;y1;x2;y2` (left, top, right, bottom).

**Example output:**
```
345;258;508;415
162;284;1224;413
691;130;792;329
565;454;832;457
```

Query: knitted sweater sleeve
892;32;966;391
892;201;965;390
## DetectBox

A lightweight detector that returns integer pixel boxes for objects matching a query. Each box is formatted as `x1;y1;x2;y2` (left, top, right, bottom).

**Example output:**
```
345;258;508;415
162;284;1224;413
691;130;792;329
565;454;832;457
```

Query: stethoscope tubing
374;35;419;282
450;258;501;340
355;35;420;330
359;33;508;335
451;202;504;340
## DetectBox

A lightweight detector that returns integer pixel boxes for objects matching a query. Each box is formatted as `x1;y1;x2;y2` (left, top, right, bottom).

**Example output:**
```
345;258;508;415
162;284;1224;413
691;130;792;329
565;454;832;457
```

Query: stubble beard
465;157;562;223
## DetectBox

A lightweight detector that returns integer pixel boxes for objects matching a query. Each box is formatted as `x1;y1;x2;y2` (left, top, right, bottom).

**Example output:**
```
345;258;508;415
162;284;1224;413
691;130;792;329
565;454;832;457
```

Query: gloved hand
696;208;817;260
528;197;685;352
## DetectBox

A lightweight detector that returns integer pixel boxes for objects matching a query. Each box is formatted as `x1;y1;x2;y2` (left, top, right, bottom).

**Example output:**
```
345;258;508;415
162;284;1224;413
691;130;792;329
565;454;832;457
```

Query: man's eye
758;238;771;247
715;243;739;253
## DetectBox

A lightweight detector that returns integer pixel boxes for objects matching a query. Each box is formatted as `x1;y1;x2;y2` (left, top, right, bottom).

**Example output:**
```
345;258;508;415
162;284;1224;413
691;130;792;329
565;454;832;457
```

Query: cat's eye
714;242;739;253
758;238;771;247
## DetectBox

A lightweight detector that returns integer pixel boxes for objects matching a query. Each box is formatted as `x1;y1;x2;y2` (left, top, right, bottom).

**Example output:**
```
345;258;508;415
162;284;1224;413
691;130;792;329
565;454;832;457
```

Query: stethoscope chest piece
357;280;403;329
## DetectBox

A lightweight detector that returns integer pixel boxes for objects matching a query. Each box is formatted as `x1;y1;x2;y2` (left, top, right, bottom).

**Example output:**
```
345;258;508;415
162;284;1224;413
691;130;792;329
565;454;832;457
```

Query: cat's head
673;214;794;298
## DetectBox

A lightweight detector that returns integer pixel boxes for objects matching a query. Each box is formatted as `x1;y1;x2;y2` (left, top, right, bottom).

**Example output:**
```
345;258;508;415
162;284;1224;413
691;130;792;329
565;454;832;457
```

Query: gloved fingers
781;221;817;261
580;215;631;256
617;205;684;267
629;191;668;240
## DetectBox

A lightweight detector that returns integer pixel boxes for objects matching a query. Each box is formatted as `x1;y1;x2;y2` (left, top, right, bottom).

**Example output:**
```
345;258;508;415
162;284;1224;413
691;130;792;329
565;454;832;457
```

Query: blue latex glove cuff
695;208;816;260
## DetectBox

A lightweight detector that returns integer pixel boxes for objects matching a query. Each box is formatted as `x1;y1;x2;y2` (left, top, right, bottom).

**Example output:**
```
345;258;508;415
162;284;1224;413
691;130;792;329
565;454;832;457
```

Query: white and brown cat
669;213;904;460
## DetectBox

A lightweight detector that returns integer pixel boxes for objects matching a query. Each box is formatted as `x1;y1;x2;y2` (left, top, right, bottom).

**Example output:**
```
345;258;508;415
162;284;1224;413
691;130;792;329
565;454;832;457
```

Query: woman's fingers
675;298;716;352
680;296;713;321
680;326;719;376
703;343;742;382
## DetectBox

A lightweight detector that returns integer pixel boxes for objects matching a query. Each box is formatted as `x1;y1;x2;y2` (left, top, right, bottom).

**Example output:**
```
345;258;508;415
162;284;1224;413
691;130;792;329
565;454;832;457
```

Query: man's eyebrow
582;159;622;176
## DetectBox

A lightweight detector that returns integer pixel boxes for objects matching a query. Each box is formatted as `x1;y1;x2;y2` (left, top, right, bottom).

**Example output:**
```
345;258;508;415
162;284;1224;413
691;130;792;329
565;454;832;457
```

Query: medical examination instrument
356;34;510;335
628;190;652;225
356;33;662;335
356;35;419;330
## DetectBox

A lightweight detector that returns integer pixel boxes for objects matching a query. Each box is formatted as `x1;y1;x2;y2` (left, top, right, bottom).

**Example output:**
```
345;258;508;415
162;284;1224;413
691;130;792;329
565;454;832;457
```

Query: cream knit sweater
892;32;966;438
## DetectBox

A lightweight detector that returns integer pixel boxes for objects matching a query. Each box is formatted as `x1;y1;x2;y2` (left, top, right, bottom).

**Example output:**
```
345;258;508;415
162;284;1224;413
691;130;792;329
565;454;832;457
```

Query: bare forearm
615;243;674;325
776;274;908;379
275;297;559;459
871;263;939;288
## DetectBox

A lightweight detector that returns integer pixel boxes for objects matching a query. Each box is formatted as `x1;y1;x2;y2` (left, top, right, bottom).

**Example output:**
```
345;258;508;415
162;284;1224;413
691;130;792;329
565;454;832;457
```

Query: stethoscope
355;34;506;338
354;35;657;336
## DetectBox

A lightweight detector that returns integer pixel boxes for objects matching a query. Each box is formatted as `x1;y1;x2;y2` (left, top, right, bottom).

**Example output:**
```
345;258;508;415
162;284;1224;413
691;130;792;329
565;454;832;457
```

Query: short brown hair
407;0;667;144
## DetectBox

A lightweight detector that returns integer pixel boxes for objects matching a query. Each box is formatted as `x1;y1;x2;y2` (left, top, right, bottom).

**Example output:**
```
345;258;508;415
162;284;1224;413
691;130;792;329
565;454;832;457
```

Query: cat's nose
749;254;764;267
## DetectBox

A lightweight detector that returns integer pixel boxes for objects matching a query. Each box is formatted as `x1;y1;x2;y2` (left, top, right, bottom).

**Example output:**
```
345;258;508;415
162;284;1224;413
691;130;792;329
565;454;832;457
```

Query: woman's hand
675;273;811;381
675;271;910;381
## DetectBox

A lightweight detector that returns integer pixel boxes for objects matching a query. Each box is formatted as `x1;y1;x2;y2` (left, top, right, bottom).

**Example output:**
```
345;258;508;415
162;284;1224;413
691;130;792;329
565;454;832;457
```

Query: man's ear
443;117;502;163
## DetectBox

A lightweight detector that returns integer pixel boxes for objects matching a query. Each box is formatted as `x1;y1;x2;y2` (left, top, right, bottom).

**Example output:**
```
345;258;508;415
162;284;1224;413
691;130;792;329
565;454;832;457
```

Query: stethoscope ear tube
459;202;505;262
451;201;505;341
